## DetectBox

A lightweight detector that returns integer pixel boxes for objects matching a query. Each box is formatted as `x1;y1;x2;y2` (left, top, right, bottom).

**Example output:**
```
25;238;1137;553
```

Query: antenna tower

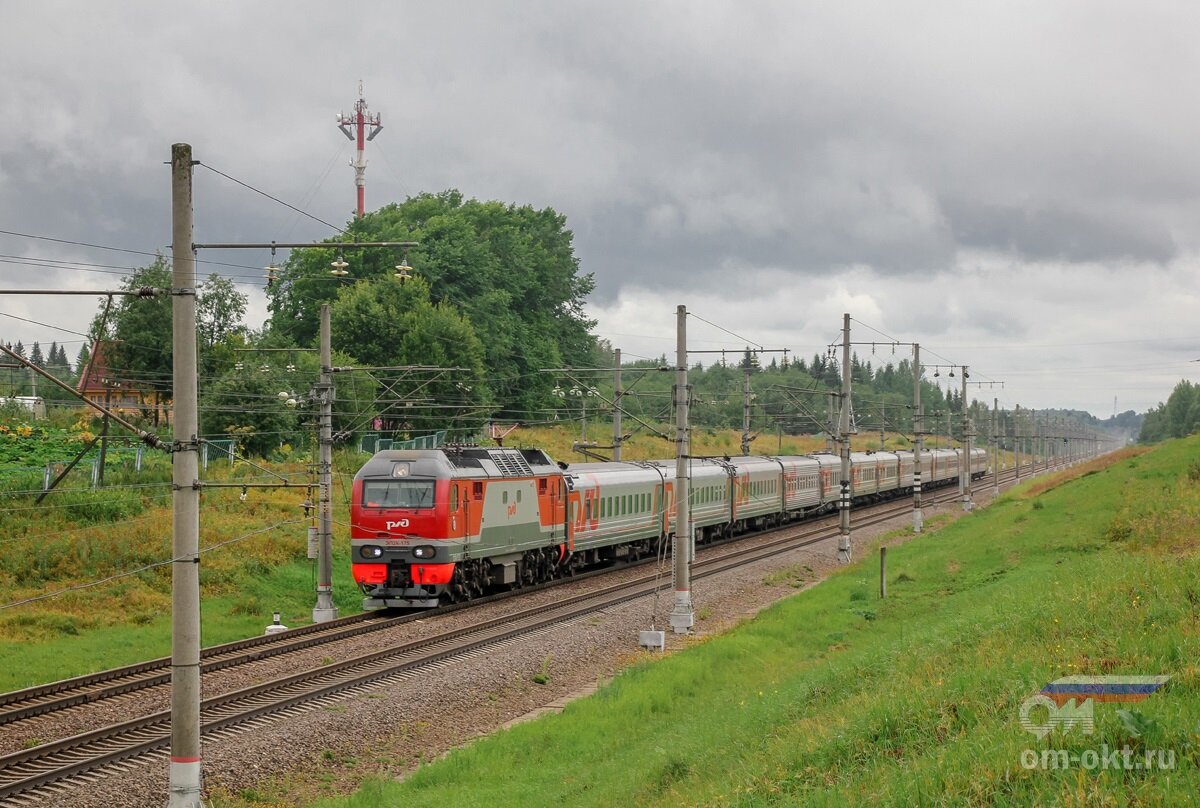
337;80;383;218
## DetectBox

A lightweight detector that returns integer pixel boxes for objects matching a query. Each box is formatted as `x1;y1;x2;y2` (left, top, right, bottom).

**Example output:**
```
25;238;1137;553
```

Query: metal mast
337;80;383;219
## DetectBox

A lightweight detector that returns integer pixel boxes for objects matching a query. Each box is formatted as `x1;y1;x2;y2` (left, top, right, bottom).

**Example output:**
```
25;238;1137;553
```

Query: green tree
74;344;91;382
267;190;597;416
200;360;307;457
330;276;487;434
1140;380;1200;442
89;260;250;420
197;273;249;350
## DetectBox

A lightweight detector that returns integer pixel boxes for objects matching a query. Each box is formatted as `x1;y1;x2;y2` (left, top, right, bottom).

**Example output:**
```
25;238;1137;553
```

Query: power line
0;228;262;273
196;162;346;234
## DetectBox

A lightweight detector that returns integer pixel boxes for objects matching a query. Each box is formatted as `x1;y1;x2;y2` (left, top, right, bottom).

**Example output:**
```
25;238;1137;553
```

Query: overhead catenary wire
196;162;346;235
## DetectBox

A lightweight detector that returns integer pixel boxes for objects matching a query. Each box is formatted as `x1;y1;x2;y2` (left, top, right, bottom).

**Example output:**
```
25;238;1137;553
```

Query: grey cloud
945;197;1176;264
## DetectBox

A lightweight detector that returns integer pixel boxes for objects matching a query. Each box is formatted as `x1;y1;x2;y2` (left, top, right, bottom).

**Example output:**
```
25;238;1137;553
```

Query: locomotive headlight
412;545;436;559
359;545;384;559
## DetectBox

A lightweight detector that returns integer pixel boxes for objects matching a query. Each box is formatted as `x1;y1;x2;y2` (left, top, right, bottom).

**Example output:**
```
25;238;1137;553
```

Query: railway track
0;465;1034;804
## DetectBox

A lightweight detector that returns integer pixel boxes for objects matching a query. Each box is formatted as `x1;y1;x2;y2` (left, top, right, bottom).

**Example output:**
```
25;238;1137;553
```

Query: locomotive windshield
362;480;435;509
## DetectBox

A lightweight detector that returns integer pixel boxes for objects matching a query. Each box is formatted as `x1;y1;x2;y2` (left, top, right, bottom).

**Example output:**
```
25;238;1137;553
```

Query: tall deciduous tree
267;190;597;416
197;274;248;350
330;275;487;434
89;259;249;417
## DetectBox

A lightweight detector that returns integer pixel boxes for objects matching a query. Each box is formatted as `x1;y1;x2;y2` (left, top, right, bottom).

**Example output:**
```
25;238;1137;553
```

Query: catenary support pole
612;348;622;461
838;313;853;563
1014;404;1022;481
669;305;693;634
741;362;752;455
168;142;206;808
960;365;973;511
912;343;923;533
313;305;338;623
992;397;1000;497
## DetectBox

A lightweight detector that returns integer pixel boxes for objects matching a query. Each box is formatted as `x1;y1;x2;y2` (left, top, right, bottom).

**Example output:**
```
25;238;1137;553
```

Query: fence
201;439;237;470
359;431;447;454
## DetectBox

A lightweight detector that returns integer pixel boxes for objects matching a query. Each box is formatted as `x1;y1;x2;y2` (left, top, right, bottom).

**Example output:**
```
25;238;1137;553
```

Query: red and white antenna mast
337;80;383;219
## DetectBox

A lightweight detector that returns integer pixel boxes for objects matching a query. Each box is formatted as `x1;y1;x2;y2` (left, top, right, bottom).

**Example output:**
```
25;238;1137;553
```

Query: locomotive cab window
363;480;434;509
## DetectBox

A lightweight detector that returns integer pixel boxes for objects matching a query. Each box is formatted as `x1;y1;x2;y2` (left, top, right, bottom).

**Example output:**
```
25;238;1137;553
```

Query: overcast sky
1;1;1197;418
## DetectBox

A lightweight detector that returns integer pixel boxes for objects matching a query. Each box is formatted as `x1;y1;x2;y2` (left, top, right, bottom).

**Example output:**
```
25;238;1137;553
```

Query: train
349;445;988;609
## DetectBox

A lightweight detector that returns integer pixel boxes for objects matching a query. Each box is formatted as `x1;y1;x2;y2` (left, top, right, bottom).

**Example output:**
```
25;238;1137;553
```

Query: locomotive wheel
446;562;472;603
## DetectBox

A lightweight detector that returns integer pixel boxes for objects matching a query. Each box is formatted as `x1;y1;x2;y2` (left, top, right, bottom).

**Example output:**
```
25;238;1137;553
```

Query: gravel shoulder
15;489;999;808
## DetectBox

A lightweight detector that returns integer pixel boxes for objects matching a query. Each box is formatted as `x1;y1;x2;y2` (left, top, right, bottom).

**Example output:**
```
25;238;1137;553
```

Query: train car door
447;480;465;542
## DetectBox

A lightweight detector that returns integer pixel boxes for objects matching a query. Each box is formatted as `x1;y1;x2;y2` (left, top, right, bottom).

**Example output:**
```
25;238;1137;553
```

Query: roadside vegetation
310;437;1199;807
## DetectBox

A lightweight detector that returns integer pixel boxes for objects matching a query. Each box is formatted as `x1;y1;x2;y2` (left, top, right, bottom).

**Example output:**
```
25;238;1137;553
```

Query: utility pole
1040;411;1047;471
612;348;622;461
912;343;923;533
336;80;382;219
992;397;1000;497
313;305;338;623
670;305;693;634
741;360;752;455
168;142;205;808
1014;405;1022;481
838;313;853;563
959;365;972;511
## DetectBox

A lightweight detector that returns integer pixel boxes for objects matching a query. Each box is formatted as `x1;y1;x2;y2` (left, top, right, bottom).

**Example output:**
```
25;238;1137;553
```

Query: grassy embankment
313;438;1200;807
0;423;872;691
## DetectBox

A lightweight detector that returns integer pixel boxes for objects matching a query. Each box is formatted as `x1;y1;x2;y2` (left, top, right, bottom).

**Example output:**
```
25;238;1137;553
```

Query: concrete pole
612;348;622;461
741;362;752;455
669;305;693;634
838;313;852;563
168;143;205;808
1014;404;1022;481
313;305;338;623
992;397;1000;497
912;343;923;533
1040;412;1047;470
960;365;972;511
